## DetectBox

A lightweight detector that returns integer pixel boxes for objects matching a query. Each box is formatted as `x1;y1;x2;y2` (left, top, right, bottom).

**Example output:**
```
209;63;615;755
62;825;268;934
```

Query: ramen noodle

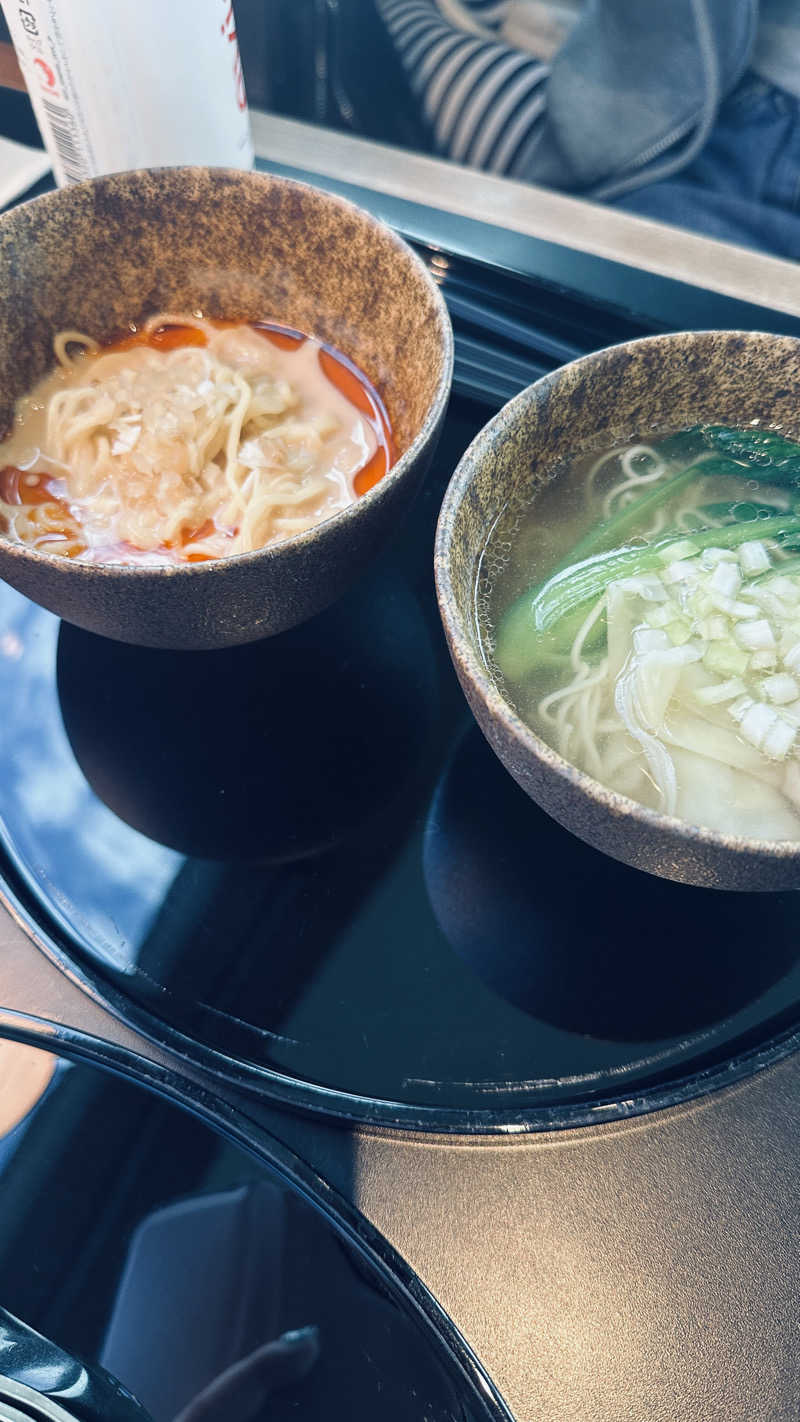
0;314;395;565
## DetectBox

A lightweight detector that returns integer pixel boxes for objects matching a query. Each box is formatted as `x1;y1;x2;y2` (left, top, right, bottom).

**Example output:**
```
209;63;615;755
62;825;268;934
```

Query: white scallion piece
739;701;779;752
783;641;800;674
661;558;700;585
749;585;792;620
738;541;771;576
751;649;777;670
633;626;671;655
705;615;729;641
666;618;693;647
647;603;676;629
763;716;796;760
729;695;754;724
734;618;775;651
709;561;742;597
700;547;738;568
658;541;696;564
707;592;758;618
729;600;760;620
769;576;800;605
694;677;747;706
692;592;714;618
704;643;750;678
619;572;669;602
762;673;799;704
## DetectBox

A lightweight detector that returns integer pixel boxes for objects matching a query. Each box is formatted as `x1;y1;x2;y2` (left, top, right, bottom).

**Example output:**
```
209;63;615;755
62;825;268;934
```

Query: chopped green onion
633;626;671;655
762;673;799;704
701;614;729;641
754;555;800;586
764;717;797;759
728;600;760;620
734;618;775;651
496;501;800;679
704;643;750;678
739;701;780;751
739;540;771;575
646;602;677;629
767;575;800;604
618;572;668;602
700;546;738;569
734;699;798;759
729;694;754;724
529;516;800;642
661;558;701;586
658;540;697;564
709;561;742;596
694;677;747;706
666;617;693;646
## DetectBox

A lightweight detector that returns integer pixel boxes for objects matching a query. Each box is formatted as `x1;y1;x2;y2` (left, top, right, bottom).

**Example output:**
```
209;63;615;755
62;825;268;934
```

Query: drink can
0;0;254;185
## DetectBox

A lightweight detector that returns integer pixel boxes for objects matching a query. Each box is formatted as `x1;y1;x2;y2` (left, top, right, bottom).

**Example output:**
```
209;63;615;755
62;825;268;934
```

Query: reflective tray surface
3;397;800;1129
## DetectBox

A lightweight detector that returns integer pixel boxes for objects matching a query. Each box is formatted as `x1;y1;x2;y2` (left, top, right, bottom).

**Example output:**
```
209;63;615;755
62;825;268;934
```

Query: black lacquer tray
3;371;800;1131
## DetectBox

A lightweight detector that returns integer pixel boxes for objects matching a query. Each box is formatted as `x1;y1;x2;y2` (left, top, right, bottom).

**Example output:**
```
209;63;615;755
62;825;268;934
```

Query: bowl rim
0;166;454;580
435;327;800;865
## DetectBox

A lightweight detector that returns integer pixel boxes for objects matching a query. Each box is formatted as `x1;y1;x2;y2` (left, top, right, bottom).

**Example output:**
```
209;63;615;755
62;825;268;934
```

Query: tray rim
4;868;800;1135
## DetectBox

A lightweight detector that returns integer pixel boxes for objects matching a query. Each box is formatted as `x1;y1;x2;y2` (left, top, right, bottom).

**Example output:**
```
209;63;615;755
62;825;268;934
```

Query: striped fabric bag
375;0;571;176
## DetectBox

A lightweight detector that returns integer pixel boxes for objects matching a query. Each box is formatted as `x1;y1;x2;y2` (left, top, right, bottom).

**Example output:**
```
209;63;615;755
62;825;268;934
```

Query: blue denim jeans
611;74;800;260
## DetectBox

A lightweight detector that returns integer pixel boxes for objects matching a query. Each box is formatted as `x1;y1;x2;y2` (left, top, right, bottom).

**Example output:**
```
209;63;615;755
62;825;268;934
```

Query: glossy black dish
0;1039;508;1422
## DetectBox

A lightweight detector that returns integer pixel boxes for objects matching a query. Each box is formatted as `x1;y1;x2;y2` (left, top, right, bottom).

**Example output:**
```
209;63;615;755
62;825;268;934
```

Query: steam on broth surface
481;426;800;841
0;314;394;565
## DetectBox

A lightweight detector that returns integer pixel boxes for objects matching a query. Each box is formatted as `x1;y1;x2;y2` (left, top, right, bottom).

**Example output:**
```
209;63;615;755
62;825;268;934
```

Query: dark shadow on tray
56;570;437;864
424;728;800;1042
51;570;441;1062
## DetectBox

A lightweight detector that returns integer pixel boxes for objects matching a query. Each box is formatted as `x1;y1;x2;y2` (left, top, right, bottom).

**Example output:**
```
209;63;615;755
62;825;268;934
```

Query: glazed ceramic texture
435;331;800;890
0;168;453;648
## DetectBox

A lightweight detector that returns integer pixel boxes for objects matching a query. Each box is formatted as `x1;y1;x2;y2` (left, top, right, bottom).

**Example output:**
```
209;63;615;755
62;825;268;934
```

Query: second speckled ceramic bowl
0;167;452;649
436;330;800;891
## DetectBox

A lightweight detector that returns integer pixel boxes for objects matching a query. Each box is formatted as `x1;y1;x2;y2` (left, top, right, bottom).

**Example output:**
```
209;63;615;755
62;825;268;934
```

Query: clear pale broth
478;426;800;841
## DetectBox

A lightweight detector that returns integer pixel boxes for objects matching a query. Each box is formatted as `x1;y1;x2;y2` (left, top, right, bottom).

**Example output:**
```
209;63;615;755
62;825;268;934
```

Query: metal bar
250;111;800;333
442;287;584;365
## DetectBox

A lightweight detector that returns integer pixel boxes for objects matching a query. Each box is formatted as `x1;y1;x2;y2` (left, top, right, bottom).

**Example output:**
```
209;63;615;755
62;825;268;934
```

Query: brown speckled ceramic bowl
0;167;452;648
436;330;800;891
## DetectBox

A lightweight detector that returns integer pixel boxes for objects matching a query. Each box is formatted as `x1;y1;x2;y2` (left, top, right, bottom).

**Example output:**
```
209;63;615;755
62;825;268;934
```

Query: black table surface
3;382;800;1131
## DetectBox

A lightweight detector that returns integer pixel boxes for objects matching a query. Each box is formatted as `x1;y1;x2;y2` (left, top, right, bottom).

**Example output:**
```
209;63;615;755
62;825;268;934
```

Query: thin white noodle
638;506;668;540
0;313;380;562
575;678;604;779
584;444;626;507
601;445;666;519
538;658;608;725
570;594;607;674
142;312;209;335
53;330;99;368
